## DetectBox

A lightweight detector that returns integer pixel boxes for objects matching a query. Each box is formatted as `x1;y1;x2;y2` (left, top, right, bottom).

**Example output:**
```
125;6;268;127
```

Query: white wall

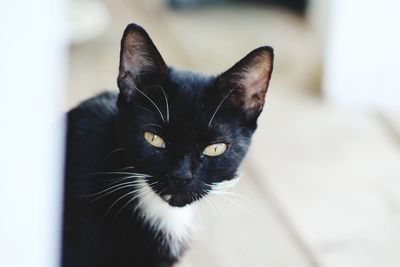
0;0;67;266
323;0;400;110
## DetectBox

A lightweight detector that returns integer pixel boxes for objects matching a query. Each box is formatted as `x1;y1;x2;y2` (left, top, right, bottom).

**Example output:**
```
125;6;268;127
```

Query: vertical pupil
214;144;218;152
151;134;155;142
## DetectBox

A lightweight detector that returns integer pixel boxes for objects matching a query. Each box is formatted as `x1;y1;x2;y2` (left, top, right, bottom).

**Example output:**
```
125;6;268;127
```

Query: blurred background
1;0;400;266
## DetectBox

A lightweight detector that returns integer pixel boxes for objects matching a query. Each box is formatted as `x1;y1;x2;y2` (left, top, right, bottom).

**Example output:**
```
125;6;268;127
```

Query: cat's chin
162;194;194;207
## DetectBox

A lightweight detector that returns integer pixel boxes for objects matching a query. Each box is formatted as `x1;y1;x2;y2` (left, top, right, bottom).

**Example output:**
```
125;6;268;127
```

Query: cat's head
116;24;273;207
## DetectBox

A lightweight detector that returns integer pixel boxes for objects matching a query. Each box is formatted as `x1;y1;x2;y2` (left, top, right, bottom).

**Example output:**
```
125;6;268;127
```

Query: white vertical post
323;0;400;110
0;1;67;267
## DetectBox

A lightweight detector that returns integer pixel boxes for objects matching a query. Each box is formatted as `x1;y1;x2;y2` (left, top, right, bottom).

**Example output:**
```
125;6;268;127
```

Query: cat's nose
171;174;192;187
171;161;193;187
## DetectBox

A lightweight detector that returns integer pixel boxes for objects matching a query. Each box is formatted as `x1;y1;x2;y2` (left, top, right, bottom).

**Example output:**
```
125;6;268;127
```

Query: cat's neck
135;180;194;258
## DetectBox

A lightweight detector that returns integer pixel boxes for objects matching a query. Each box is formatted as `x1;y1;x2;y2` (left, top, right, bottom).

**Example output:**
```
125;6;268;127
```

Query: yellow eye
144;132;166;148
203;143;228;157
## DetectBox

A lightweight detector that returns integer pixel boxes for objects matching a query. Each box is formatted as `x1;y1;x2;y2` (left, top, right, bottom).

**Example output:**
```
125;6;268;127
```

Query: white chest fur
135;181;194;257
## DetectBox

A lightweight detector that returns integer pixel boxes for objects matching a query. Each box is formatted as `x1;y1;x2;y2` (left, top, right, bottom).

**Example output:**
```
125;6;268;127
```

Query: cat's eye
144;131;166;148
203;143;228;157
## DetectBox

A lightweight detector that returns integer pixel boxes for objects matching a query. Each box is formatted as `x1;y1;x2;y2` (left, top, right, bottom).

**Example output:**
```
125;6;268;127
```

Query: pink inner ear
240;61;271;111
122;32;153;77
120;30;165;81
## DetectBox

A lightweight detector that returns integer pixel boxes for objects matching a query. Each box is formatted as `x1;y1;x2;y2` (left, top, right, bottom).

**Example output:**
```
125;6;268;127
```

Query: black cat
62;23;274;267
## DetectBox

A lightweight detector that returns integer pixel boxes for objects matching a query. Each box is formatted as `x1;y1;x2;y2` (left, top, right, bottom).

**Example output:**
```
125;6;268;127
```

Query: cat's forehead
168;69;214;96
166;70;214;124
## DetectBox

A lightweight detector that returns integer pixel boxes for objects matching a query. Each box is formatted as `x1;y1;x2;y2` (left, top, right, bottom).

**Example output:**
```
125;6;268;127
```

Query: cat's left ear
117;23;167;103
218;46;274;120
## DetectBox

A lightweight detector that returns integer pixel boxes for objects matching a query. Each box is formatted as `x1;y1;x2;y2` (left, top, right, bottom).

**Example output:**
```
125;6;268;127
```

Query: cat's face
116;24;273;207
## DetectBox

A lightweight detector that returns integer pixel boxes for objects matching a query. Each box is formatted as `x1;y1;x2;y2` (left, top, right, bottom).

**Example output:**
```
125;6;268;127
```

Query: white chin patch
161;194;172;202
134;181;194;257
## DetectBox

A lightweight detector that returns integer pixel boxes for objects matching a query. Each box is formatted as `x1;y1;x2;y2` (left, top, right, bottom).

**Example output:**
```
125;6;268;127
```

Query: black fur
62;23;273;267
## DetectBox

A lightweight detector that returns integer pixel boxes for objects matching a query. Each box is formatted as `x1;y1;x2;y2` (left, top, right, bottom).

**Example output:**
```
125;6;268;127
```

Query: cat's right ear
217;46;274;121
117;23;167;103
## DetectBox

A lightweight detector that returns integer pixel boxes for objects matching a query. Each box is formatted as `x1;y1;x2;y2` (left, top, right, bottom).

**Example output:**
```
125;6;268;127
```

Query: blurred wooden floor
67;0;400;266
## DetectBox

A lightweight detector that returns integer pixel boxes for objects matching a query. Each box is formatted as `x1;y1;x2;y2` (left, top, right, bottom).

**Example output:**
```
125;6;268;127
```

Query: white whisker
158;85;169;123
118;166;136;170
89;171;151;176
207;193;222;211
139;106;156;116
106;176;149;186
210;192;257;217
142;123;163;128
107;181;158;216
126;79;165;122
84;180;144;198
199;191;216;212
106;173;151;183
201;189;220;212
103;148;124;162
211;190;251;202
208;86;238;127
117;180;158;215
211;176;240;191
89;183;140;203
117;187;152;216
106;189;141;216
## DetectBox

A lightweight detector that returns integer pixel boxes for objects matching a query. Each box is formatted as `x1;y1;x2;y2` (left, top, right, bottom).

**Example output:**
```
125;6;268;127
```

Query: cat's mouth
161;193;194;207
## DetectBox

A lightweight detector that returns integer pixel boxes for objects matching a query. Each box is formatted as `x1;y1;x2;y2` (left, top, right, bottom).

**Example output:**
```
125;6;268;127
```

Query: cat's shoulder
68;91;118;121
68;91;118;117
66;91;119;143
